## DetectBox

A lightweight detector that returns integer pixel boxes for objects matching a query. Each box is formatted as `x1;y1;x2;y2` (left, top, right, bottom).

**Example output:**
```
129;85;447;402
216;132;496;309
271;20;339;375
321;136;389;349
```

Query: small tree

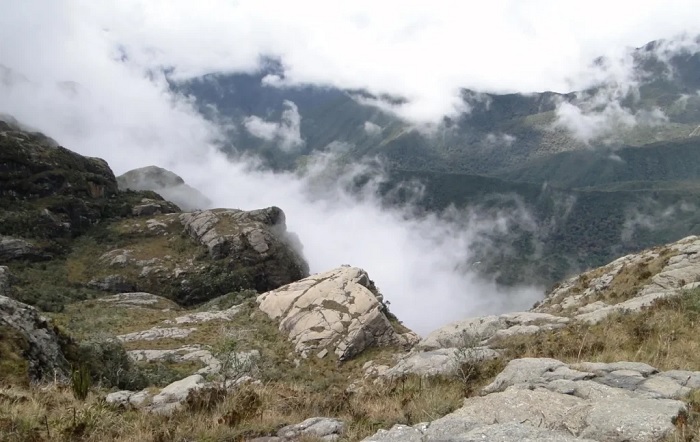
70;364;91;401
213;327;257;387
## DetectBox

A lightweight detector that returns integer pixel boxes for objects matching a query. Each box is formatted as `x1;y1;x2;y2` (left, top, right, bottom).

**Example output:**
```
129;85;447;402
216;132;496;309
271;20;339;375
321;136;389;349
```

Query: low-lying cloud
243;100;304;151
0;2;546;335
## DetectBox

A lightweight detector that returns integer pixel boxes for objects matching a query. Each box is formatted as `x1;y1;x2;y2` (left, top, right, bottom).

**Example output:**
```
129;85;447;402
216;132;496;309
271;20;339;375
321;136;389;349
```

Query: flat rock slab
364;357;690;442
117;326;196;342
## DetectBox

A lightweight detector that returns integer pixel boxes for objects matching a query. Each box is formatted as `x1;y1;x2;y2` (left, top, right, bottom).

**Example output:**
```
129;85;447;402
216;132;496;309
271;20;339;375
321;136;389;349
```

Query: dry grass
495;288;700;371
0;370;464;441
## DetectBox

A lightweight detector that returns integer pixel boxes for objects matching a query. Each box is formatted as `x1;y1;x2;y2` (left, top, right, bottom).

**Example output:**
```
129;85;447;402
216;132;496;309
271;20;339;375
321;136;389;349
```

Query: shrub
70;364;91;401
72;338;147;390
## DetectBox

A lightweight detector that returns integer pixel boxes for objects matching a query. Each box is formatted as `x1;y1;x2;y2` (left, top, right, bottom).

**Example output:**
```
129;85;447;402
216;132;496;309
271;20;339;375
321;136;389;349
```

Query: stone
105;390;150;407
97;292;178;310
131;198;180;217
163;306;241;324
482;358;567;393
148;374;206;415
277;417;344;441
0;236;45;262
419;311;569;350
180;208;309;293
257;266;418;360
365;357;688;442
382;346;500;378
117;327;195;342
88;275;136;293
361;424;424;442
0;295;70;381
578;397;685;442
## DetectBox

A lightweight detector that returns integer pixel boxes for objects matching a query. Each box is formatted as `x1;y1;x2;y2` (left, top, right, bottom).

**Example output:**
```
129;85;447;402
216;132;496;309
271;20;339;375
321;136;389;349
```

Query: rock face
180;208;309;295
70;207;308;305
534;235;700;323
257;266;418;360
0;118;177;257
0;292;69;382
117;166;212;211
364;357;689;442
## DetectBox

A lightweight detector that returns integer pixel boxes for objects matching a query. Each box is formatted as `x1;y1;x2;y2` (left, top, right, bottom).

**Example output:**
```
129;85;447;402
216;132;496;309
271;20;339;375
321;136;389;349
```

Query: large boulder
0;292;70;382
257;266;418;361
117;166;212;211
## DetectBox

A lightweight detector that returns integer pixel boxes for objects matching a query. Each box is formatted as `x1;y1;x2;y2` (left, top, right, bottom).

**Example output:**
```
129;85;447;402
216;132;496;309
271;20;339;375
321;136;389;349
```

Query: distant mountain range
174;36;700;287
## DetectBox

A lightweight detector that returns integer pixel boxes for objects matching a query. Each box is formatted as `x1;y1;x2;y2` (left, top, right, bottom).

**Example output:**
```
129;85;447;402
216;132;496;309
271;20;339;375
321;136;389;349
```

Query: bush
72;339;147;390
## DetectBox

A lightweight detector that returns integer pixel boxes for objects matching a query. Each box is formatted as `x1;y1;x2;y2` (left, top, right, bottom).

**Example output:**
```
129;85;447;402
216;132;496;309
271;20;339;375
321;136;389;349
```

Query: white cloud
243;100;304;151
363;121;382;136
554;100;668;144
1;0;699;335
62;0;700;124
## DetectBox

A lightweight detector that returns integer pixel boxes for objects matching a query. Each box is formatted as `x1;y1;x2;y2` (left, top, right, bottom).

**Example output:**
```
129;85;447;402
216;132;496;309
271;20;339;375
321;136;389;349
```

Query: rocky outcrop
0;293;69;382
117;166;212;211
97;292;179;310
131;198;180;217
71;207;308;305
374;311;568;378
180;208;309;294
364;357;689;442
257;266;419;361
535;235;700;323
107;374;207;415
0;118;178;256
0;236;47;262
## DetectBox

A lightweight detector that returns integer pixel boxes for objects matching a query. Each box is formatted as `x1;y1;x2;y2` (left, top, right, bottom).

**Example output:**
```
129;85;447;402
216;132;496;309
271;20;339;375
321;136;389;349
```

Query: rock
419;311;569;350
88;275;137;293
0;236;46;262
97;292;178;310
180;208;309;294
482;358;569;393
257;266;418;360
128;346;259;376
361;424;425;442
148;374;206;415
163;305;241;324
365;357;687;442
105;390;150;407
381;346;500;378
117;327;196;342
658;370;700;389
131;198;180;217
578;397;685;441
277;417;344;441
536;236;700;322
117;166;212;211
0;295;69;381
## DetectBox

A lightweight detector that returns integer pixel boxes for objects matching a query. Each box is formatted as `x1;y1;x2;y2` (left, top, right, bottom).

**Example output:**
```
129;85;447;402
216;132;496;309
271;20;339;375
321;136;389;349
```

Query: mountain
175;36;700;176
172;36;700;287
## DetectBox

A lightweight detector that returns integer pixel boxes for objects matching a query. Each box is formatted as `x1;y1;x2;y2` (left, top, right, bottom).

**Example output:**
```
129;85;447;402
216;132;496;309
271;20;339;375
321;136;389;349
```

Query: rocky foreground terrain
2;118;700;441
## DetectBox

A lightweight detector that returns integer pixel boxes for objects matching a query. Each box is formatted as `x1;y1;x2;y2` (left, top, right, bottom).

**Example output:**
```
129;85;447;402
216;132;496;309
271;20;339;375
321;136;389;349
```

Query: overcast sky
2;1;700;333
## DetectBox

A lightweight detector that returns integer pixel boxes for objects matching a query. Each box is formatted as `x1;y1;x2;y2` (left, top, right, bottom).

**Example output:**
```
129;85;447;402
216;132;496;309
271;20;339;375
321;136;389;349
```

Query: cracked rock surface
364;357;690;442
257;266;419;360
